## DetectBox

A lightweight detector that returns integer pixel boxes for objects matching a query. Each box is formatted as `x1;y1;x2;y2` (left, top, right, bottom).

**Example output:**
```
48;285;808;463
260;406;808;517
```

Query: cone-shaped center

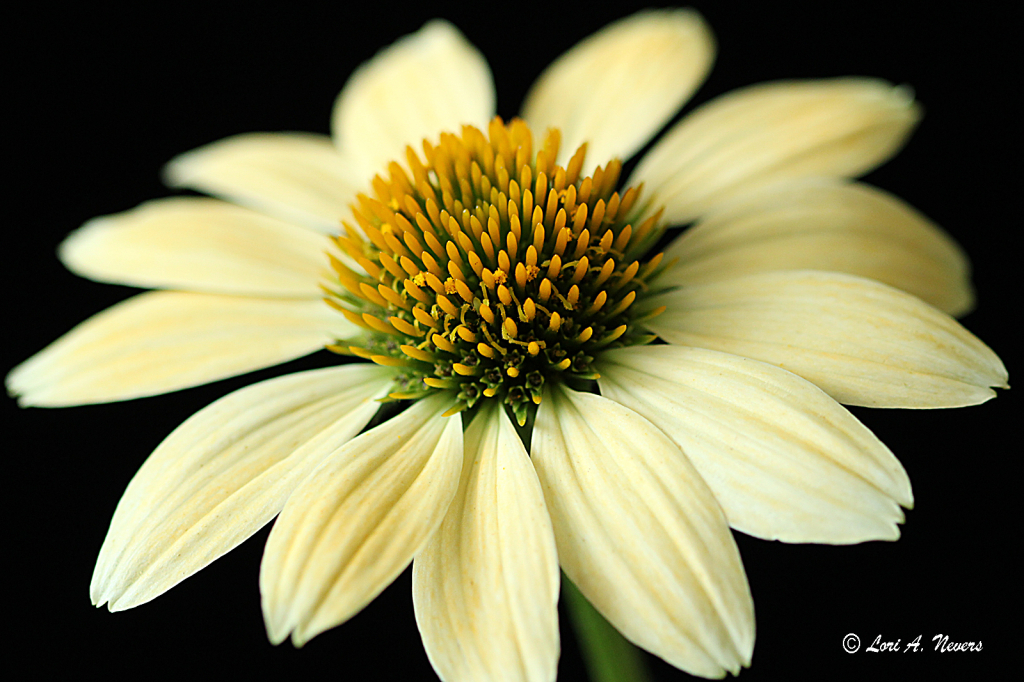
326;117;667;424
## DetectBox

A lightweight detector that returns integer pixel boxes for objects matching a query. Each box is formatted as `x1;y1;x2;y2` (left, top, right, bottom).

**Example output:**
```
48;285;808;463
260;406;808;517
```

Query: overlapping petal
660;179;973;315
413;402;559;682
628;79;921;223
165;133;362;233
531;385;754;679
91;364;394;611
60;197;333;298
598;346;913;543
260;394;463;646
647;270;1007;407
331;20;494;180
7;291;351;406
522;9;714;173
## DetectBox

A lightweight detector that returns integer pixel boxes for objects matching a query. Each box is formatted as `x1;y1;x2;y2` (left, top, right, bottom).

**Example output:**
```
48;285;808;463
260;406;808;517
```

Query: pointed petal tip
262;609;291;647
162;147;203;188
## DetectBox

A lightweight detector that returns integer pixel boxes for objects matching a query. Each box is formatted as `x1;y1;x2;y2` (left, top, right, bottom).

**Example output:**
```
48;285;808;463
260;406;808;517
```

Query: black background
5;2;1016;680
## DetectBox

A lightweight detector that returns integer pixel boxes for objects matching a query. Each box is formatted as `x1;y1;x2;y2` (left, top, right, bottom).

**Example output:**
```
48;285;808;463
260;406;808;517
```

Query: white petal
7;291;351;406
331;20;494;180
260;394;463;646
91;364;394;610
598;346;913;544
521;9;714;172
531;385;753;678
661;179;973;316
165;132;362;233
647;270;1007;408
628;79;921;224
413;403;559;682
60;197;333;297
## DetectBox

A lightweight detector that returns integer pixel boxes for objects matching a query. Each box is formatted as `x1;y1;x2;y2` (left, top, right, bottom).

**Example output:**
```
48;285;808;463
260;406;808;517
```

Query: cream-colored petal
521;9;714;173
59;197;333;297
598;346;913;544
647;270;1007;408
661;179;973;316
91;364;393;610
413;403;559;682
628;79;921;224
331;20;494;180
260;394;463;646
7;291;351;406
531;385;753;679
165;132;362;234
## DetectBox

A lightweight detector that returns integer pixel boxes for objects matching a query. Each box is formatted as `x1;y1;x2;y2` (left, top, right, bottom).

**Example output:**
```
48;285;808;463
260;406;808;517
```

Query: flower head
7;9;1007;681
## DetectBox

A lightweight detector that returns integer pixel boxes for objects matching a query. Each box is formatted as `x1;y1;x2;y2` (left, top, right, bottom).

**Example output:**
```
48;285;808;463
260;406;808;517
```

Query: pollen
325;117;668;425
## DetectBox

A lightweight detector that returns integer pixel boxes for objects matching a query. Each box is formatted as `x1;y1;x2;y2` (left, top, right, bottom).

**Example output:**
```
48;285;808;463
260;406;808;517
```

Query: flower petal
413;403;559;682
661;179;973;316
331;20;494;180
521;9;714;172
7;291;351;406
165;132;362;234
628;79;921;224
598;346;913;544
91;364;393;610
59;197;333;298
260;394;463;646
531;385;754;678
647;270;1007;408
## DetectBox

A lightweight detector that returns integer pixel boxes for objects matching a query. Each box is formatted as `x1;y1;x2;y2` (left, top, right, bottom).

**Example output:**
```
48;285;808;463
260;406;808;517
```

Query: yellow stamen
432;333;456;353
437;294;461;318
538;278;552;303
589;199;606;232
401;345;435;362
572;203;588;234
362;313;401;336
573;229;590;259
371;354;415;368
523;298;536;321
424;272;446;295
390;316;424;337
515;262;528;290
412;306;437;328
348;346;375;359
546;254;562;281
594;258;615;288
571;257;589;284
454;278;474;303
445;240;464;267
403;278;431;304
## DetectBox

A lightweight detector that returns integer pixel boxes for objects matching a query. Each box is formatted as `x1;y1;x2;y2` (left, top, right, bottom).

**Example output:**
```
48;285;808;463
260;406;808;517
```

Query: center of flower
325;117;667;424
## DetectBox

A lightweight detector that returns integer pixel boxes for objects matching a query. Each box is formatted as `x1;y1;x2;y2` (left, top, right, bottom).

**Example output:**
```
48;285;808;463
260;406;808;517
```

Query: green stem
562;573;652;682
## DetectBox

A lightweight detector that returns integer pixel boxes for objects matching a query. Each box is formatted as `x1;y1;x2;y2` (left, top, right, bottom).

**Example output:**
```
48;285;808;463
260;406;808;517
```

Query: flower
7;9;1007;682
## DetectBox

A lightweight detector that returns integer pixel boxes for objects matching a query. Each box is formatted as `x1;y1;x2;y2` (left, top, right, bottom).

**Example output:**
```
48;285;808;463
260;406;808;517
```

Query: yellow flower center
326;117;667;424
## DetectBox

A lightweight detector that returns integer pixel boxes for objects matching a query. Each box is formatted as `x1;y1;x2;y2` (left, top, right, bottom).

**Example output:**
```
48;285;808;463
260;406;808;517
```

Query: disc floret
326;117;668;424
